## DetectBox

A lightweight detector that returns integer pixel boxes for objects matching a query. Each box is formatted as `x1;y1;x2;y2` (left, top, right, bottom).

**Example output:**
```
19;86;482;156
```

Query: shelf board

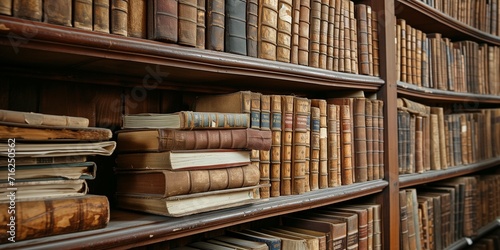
445;217;500;250
397;81;500;104
2;180;387;250
395;0;500;45
399;157;500;188
0;16;383;94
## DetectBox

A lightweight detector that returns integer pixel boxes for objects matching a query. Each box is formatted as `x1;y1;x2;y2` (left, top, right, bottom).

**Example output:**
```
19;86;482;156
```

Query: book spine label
178;0;198;46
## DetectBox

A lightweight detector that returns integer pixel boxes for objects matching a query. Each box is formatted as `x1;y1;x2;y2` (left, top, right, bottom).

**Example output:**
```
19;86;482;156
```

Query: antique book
12;0;42;21
128;0;147;38
115;149;251;170
194;91;255;124
309;0;321;68
276;0;292;62
258;229;309;249
116;128;272;152
0;155;86;166
226;229;281;250
318;0;328;68
398;19;407;82
270;95;282;197
332;206;369;250
247;0;259;57
370;7;379;76
415;116;424;173
311;99;328;189
43;0;72;26
258;0;279;60
115;164;259;197
259;95;271;198
326;0;335;70
399;190;410;250
178;0;197;46
332;0;342;70
0;0;11;15
122;112;250;129
0;195;109;243
115;185;261;217
291;97;310;194
353;98;367;182
206;0;225;51
148;0;178;42
342;0;351;73
111;0;129;36
196;0;206;48
430;113;441;170
339;104;353;184
305;100;311;192
94;0;110;33
0;122;112;141
290;0;300;64
347;204;382;250
282;215;347;250
355;4;370;75
0;141;116;157
371;100;380;180
309;107;320;191
364;99;374;180
190;241;240;250
212;235;268;250
418;192;442;249
417;196;431;250
278;226;327;250
376;100;384;179
431;107;448;169
327;104;340;187
348;1;358;74
225;0;247;54
74;0;93;30
405;189;420;250
280;95;294;195
312;210;359;250
0;161;96;180
0;179;87;201
0;109;89;127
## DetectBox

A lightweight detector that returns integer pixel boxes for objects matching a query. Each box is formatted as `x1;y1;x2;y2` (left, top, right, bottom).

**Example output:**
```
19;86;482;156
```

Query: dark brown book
280;95;294;195
399;190;410;250
148;0;178;42
111;0;129;36
332;206;369;250
225;0;247;55
397;19;407;83
355;4;370;75
282;215;347;250
353;98;367;183
247;0;259;57
327;104;340;187
94;0;110;33
259;0;278;60
115;164;260;197
371;9;379;76
311;99;328;189
13;0;42;21
196;0;206;48
43;0;72;26
74;0;93;30
128;0;147;38
309;0;321;68
310;106;320;191
0;195;109;243
178;0;198;46
206;0;225;51
0;122;112;141
291;97;309;195
270;95;282;197
311;210;359;250
0;0;11;15
276;0;292;62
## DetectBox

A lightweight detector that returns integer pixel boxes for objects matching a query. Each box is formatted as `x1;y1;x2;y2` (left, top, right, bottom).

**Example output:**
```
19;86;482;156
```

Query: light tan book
0;109;89;127
281;95;294;195
0;141;116;157
268;227;323;250
190;241;239;250
258;228;308;250
279;226;327;250
277;0;293;62
258;0;279;60
291;97;310;194
0;179;87;201
0;161;96;180
270;95;282;197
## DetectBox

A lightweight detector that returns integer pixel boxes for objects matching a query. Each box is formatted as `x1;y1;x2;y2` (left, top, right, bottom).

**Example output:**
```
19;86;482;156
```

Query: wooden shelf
395;0;500;45
445;217;500;250
399;157;500;188
1;180;387;250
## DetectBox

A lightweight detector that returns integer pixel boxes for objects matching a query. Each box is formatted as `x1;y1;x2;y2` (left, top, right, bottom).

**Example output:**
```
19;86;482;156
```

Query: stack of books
0;109;115;243
114;110;272;217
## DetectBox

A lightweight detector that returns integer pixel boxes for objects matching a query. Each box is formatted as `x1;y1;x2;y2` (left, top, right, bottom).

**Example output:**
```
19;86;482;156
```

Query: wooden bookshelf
445;217;500;250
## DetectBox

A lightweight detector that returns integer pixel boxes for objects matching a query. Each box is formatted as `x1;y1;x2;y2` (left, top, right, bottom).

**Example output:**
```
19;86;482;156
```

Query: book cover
226;229;281;250
280;95;294;195
291;96;309;194
0;179;88;201
0;122;112;141
282;215;347;250
0;161;96;180
148;0;178;42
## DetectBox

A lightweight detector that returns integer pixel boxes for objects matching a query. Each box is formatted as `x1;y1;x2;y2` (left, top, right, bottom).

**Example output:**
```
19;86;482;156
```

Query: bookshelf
0;0;499;249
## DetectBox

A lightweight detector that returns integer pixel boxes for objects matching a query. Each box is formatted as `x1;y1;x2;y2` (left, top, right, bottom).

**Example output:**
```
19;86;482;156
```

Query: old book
290;0;300;64
179;0;197;46
431;107;448;169
270;95;282;197
280;95;294;195
148;0;178;42
0;109;89;128
364;99;373;180
276;0;292;62
430;113;441;170
353;98;367;182
111;0;128;36
194;91;256;125
332;206;369;250
259;94;271;198
190;241;241;250
318;0;329;68
196;0;206;48
340;0;349;72
212;235;268;250
0;122;112;141
355;4;370;75
417;196;431;250
0;161;96;180
122;112;250;130
93;0;110;33
309;107;320;191
0;141;116;157
326;0;335;70
0;195;109;244
115;164;260;197
309;0;321;68
128;0;147;38
304;100;311;192
259;229;309;249
116;128;272;152
370;10;379;76
291;97;310;194
13;0;42;21
258;0;279;60
0;0;11;15
347;204;381;250
73;0;92;30
116;185;261;217
247;0;258;56
419;192;442;250
0;179;87;201
205;0;226;51
405;189;420;250
226;0;248;53
348;1;358;73
332;0;342;70
376;100;384;179
415;116;424;173
42;0;72;26
115;149;251;170
398;19;407;82
327;104;339;187
308;210;358;250
282;215;347;250
311;99;328;189
399;190;410;250
371;100;380;180
0;155;86;166
278;226;327;250
339;104;353;184
226;229;281;250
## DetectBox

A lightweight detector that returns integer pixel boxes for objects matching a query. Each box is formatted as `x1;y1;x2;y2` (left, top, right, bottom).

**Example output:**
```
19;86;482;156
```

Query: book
0;109;89;127
12;0;42;21
0;179;88;201
190;241;239;250
291;97;309;194
282;215;347;250
281;95;294;195
178;0;198;46
122;112;250;129
309;0;321;68
0;122;113;141
115;164;260;197
43;0;72;26
290;0;300;64
258;0;279;60
116;185;261;217
93;0;110;33
0;161;96;180
326;0;335;70
0;155;86;166
225;0;247;55
0;195;109;243
74;0;93;30
128;0;147;38
258;228;309;249
399;190;410;250
116;128;272;152
311;99;328;189
353;98;367;182
212;235;269;250
111;0;129;36
331;206;368;250
194;91;255;122
365;99;373;180
259;94;271;198
318;0;328;69
277;0;293;62
327;104;340;187
298;0;310;66
196;0;206;48
312;210;359;250
148;0;178;42
339;104;353;184
0;0;11;15
246;0;258;57
226;229;281;250
371;100;380;179
270;95;282;197
206;0;225;51
277;226;327;250
355;4;370;75
309;106;320;191
0;141;116;157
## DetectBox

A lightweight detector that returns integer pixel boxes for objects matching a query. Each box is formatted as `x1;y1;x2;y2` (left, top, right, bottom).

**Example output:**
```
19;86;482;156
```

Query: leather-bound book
371;100;380;180
318;0;328;69
259;94;271;198
258;0;278;60
431;107;448;169
276;0;292;62
111;0;129;36
13;0;42;21
206;0;225;51
415;116;424;173
128;0;147;38
179;0;198;46
355;4;370;75
342;0;350;73
270;95;282;197
326;0;335;70
247;0;258;57
282;215;347;250
291;97;309;195
309;106;320;191
0;109;89;128
298;0;310;66
311;210;359;250
304;99;311;192
340;103;353;185
376;100;384;179
332;206;369;250
74;0;93;30
43;0;72;26
148;0;178;42
290;0;300;64
397;19;407;82
196;0;206;48
430;113;441;170
0;0;11;15
280;95;294;195
309;0;321;68
311;99;327;189
332;0;341;71
400;190;410;250
353;98;367;182
366;5;373;76
349;1;357;74
371;10;379;76
94;0;110;33
365;99;373;180
225;0;247;55
327;104;340;187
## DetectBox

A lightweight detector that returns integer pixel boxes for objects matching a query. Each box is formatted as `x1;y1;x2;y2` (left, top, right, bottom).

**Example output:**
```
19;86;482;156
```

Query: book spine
305;100;311;192
326;0;335;70
13;0;42;21
277;0;293;62
371;100;380;180
318;0;328;69
196;0;206;48
292;97;309;194
247;0;259;57
400;190;410;250
259;94;271;198
148;0;178;42
180;112;250;129
259;0;279;60
353;98;367;183
178;0;198;46
43;0;72;26
206;0;225;51
340;104;353;185
270;95;282;197
377;100;384;179
415;116;424;173
430;113;441;170
310;106;320;191
94;0;110;33
225;0;247;55
290;0;300;64
327;104;339;187
365;99;373;181
111;0;129;36
371;10;380;76
0;0;12;15
73;0;93;30
281;95;294;195
349;1;357;74
355;4;370;75
341;0;349;72
309;0;321;68
128;0;147;38
311;99;328;189
333;0;341;71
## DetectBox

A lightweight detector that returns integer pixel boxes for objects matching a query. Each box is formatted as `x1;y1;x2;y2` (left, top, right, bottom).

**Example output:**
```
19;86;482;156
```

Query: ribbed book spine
43;0;72;26
281;95;294;195
340;104;353;185
270;95;282;197
309;0;321;68
74;0;93;30
247;0;259;57
206;0;225;51
327;104;339;187
353;98;367;182
178;0;198;46
148;0;178;42
94;0;110;33
196;0;206;48
355;4;370;75
111;0;129;36
259;0;279;60
319;0;328;69
0;0;12;15
128;0;147;38
291;97;309;194
277;0;292;62
310;107;320;191
13;0;42;21
225;0;247;55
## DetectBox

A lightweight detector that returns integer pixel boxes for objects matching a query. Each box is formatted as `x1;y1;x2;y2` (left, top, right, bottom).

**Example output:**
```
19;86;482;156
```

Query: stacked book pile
114;110;272;217
0;109;115;243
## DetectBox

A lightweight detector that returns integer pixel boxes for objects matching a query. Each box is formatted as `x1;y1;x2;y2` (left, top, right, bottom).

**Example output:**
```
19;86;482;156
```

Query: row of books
469;228;500;250
0;0;380;76
396;19;500;96
417;0;500;37
400;174;500;250
171;203;382;250
397;98;500;175
0;109;117;243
